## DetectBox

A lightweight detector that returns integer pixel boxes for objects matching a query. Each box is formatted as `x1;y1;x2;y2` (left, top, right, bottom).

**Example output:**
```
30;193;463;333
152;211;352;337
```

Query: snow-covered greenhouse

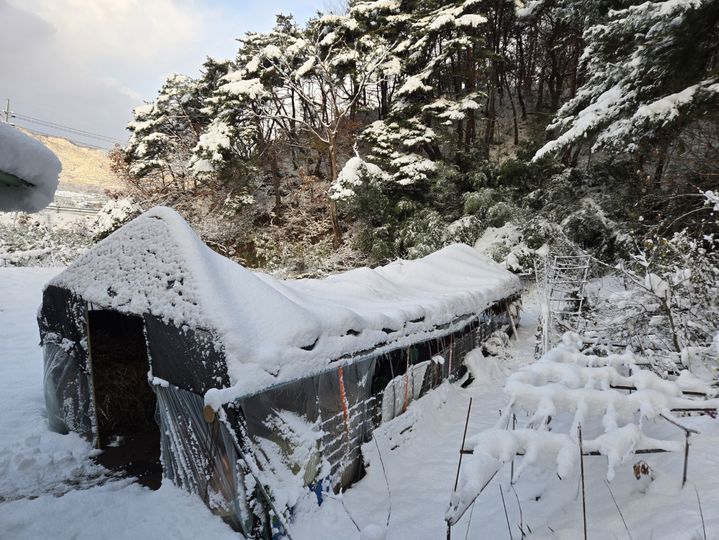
38;207;521;536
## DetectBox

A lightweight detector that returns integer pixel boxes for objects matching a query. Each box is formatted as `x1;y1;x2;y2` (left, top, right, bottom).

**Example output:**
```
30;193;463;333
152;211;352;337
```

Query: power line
12;113;124;144
15;125;114;151
12;112;123;142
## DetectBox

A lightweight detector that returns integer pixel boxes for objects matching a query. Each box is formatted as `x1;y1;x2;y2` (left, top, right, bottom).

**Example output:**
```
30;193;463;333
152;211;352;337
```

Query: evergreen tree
535;0;719;186
125;70;212;192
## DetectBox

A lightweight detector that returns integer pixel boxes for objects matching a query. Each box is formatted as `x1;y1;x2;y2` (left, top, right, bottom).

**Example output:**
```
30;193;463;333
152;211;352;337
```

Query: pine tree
535;0;719;187
125;73;208;192
359;0;491;185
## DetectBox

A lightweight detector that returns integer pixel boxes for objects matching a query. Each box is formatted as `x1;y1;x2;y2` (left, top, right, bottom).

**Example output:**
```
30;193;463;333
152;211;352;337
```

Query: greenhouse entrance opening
88;309;162;489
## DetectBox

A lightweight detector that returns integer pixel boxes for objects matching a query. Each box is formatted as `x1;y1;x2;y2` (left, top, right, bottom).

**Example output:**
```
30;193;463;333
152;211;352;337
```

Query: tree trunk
504;75;519;146
652;140;670;189
485;81;496;145
327;137;343;246
380;80;388;119
270;148;282;214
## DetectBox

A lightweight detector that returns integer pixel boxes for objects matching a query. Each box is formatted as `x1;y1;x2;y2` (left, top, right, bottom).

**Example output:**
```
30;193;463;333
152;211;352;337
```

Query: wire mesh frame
535;251;591;356
316;302;516;491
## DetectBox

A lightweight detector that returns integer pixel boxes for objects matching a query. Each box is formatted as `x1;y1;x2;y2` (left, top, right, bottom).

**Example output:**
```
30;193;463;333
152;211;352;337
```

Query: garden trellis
535;250;591;356
446;334;719;532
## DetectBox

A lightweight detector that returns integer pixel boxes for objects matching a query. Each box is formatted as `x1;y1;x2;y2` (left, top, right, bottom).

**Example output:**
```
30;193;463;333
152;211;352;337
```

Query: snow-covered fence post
578;424;587;540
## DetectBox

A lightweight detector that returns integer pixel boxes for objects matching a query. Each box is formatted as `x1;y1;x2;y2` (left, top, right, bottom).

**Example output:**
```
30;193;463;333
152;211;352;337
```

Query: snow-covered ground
1;270;719;539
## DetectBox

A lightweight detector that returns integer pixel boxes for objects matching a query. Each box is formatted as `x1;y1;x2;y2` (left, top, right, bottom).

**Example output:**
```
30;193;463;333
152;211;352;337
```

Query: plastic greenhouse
38;207;522;537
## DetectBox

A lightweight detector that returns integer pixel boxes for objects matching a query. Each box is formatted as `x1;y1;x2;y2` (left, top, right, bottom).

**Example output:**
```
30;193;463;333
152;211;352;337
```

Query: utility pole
3;99;9;123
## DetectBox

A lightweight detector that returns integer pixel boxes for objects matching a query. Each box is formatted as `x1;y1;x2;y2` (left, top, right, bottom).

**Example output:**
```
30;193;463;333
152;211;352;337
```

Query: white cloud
0;0;324;146
21;0;204;69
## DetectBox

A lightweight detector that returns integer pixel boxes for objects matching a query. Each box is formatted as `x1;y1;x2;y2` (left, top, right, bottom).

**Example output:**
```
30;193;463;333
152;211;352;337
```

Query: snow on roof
49;207;521;401
0;123;61;212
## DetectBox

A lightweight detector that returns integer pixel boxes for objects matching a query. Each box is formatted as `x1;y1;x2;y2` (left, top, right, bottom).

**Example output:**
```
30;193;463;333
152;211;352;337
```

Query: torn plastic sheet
43;341;93;437
154;383;252;534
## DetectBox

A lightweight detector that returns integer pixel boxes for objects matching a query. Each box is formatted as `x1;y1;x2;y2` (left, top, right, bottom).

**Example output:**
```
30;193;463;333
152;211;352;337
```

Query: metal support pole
579;425;587;540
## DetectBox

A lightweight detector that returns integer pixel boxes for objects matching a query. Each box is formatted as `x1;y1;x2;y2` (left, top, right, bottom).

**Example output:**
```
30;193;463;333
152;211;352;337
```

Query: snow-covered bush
594;231;719;354
475;223;541;274
485;201;516;228
396;209;447;259
442;216;483;246
462;188;496;216
0;215;92;267
329;156;388;201
91;197;143;240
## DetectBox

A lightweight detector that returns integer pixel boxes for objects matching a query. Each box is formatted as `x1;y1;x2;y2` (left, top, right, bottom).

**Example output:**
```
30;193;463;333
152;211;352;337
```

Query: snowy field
2;269;719;539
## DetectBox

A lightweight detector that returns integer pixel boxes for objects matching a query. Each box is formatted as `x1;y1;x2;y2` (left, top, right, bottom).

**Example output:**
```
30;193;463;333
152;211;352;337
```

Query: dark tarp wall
39;286;233;443
40;285;94;438
143;315;230;395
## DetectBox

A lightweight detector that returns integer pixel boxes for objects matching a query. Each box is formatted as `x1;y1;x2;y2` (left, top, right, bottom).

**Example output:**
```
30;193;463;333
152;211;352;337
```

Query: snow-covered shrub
354;224;396;263
522;218;561;250
91;197;142;240
462;188;496;216
426;163;464;217
475;222;542;274
485;201;516;227
396;209;447;259
442;216;483;246
475;223;522;262
594;231;719;354
253;231;335;275
328;155;388;201
0;215;92;267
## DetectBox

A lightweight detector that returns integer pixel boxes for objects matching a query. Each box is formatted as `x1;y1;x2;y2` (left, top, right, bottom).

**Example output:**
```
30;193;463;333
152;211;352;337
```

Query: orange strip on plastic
337;366;350;445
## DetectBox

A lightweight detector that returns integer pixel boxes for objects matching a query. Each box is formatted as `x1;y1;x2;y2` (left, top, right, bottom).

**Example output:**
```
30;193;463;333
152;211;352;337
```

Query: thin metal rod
660;413;699;434
454;398;474;491
460;448;671;456
579;425;587;540
499;485;514;540
510;414;516;483
683;432;690;488
449;397;474;540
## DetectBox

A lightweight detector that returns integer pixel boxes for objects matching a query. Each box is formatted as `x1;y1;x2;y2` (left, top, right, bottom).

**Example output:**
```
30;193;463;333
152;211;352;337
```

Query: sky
0;0;326;148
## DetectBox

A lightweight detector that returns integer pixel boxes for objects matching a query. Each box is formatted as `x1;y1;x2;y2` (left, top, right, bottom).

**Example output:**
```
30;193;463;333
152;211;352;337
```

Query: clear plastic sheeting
380;359;431;424
154;383;252;534
43;342;93;437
